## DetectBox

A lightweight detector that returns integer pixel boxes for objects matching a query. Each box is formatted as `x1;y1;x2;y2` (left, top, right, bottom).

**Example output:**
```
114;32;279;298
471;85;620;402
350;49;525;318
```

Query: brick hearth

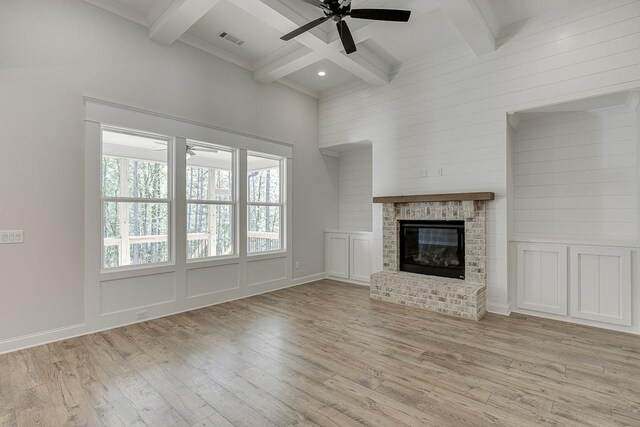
371;200;488;320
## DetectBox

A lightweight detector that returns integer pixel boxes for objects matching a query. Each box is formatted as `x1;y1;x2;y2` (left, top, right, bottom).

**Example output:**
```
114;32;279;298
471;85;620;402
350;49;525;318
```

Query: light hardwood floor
1;280;640;426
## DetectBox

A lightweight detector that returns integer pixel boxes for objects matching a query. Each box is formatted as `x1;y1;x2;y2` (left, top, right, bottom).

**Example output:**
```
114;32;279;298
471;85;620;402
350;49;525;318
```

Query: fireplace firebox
399;220;465;279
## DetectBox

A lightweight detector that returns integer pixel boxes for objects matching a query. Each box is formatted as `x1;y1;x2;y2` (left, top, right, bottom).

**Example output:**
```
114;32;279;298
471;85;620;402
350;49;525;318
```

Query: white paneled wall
513;107;637;241
319;0;640;311
339;147;373;231
0;0;338;353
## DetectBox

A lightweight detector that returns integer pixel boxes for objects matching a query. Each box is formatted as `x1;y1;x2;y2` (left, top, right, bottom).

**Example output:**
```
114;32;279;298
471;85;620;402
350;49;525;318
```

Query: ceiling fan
281;0;411;54
153;143;219;159
186;144;218;159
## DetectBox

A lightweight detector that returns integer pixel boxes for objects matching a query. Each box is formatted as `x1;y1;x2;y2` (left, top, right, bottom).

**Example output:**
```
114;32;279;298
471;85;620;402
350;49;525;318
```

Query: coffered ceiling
83;0;605;97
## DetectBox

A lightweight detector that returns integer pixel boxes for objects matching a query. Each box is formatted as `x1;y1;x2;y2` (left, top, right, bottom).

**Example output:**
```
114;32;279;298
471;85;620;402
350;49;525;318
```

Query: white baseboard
325;276;371;287
0;323;87;355
291;272;327;286
511;307;639;335
487;302;512;316
0;272;328;356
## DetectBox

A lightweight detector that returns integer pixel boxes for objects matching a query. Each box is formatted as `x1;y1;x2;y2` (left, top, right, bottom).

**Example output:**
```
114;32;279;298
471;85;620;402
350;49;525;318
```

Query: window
247;153;284;253
186;143;235;259
101;128;171;269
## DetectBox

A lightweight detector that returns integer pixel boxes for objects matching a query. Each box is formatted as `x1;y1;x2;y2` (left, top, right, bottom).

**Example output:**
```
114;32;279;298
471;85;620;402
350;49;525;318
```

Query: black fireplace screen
399;220;465;279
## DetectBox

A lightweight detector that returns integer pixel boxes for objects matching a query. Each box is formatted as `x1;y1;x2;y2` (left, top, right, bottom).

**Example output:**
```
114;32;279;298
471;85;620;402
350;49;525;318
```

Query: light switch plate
0;230;23;244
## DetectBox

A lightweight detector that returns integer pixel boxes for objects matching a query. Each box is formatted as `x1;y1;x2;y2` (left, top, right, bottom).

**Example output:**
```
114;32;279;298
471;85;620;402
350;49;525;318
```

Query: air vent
219;32;245;46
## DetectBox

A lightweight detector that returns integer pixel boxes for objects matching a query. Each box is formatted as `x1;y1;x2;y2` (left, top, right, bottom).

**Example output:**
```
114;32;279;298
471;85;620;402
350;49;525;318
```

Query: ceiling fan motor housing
281;0;411;55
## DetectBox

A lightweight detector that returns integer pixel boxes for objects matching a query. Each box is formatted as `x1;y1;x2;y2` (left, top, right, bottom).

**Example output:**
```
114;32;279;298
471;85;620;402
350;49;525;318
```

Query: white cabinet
570;246;632;326
325;231;372;283
516;243;568;315
325;233;350;279
514;242;634;328
350;234;372;283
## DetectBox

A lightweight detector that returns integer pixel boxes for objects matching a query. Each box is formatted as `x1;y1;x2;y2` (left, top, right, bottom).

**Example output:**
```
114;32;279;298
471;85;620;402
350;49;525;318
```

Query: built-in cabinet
515;242;634;328
570;246;632;326
325;233;350;280
516;243;568;316
325;231;372;284
508;94;639;333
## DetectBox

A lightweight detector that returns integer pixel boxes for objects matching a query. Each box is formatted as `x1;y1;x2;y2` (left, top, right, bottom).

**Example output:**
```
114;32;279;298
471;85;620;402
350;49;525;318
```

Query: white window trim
84;98;294;331
100;126;174;272
247;153;286;256
186;143;239;263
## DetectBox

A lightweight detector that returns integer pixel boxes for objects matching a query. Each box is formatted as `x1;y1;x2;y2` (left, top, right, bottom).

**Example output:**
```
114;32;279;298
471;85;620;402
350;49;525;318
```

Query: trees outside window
247;153;283;253
186;144;235;260
101;129;286;270
101;129;170;268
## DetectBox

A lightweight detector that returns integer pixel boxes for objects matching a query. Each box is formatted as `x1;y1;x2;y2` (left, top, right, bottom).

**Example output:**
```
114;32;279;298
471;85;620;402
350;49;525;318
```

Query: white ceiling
287;58;358;92
85;0;605;97
365;8;464;65
187;0;298;64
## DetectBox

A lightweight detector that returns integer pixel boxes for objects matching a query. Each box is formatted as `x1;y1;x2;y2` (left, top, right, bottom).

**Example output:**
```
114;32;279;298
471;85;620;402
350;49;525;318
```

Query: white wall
513;107;638;241
338;146;372;231
319;0;640;313
0;0;338;349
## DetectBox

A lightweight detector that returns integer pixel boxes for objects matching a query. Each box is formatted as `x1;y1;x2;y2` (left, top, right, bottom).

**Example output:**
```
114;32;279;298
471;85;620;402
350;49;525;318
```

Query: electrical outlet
295;261;300;270
0;230;23;244
137;310;148;321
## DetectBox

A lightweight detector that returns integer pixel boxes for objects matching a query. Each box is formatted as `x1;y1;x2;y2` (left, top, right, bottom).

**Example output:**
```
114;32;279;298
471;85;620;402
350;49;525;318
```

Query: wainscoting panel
187;262;240;298
570;246;632;326
247;256;288;287
516;243;568;315
100;272;176;314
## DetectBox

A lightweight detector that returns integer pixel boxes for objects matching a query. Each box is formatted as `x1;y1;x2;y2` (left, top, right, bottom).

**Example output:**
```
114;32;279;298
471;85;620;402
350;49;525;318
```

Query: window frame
246;152;286;256
100;126;174;272
185;141;238;262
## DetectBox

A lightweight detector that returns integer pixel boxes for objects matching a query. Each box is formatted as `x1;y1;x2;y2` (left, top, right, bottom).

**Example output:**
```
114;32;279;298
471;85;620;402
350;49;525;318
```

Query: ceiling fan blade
336;20;356;54
350;9;411;22
281;16;329;41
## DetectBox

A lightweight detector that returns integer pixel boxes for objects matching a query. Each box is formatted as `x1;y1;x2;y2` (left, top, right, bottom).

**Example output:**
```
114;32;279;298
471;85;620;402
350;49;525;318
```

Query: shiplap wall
339;147;373;231
513;107;638;241
319;0;640;311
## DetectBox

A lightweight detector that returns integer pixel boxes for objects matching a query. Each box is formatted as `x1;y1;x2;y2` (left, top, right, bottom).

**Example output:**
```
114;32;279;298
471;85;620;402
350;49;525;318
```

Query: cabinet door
570;246;632;326
350;234;372;283
516;243;568;315
325;233;350;279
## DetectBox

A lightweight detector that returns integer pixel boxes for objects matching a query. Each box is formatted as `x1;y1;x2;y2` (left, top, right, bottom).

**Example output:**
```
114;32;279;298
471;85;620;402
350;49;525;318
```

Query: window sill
186;255;240;270
247;251;288;261
100;262;175;281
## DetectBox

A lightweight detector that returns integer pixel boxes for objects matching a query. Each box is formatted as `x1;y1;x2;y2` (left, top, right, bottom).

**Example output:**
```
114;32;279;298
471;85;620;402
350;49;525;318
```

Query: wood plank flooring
1;280;640;426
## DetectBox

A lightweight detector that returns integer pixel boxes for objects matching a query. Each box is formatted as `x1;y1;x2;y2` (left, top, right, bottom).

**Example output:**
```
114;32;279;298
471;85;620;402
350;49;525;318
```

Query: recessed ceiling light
318;71;326;77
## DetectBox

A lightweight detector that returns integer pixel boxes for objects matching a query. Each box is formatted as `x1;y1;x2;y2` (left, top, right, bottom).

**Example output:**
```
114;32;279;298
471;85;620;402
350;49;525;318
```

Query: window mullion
209;169;216;256
119;158;130;266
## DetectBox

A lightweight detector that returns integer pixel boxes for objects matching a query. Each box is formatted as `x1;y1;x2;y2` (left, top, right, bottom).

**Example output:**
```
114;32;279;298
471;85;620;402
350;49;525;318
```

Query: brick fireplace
370;193;493;320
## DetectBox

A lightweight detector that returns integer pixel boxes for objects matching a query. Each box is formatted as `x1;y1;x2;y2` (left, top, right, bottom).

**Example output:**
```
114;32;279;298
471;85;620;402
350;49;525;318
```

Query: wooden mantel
373;192;495;204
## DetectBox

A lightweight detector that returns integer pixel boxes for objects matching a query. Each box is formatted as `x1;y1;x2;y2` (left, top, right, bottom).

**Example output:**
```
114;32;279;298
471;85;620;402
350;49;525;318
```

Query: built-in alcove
322;141;373;284
507;91;640;333
335;143;373;232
